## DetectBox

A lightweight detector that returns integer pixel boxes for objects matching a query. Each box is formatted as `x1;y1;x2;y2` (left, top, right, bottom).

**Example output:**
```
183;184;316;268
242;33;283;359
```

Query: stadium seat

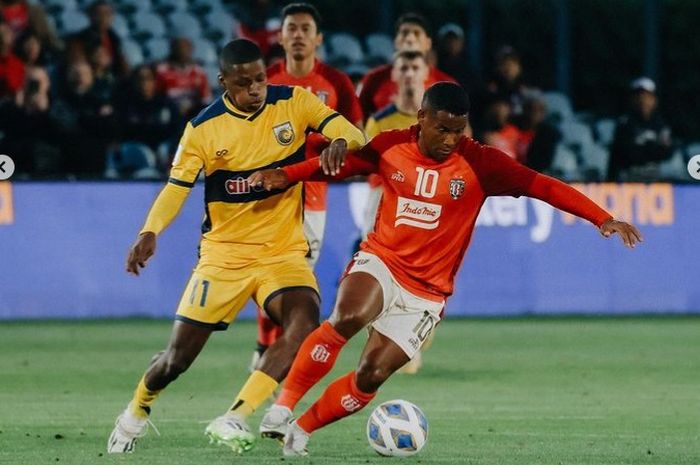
684;142;700;159
153;0;187;15
550;143;580;181
316;42;328;62
205;64;221;92
365;33;394;64
44;0;78;15
658;147;689;181
542;91;573;123
594;118;616;147
58;10;89;35
144;37;170;62
121;39;144;66
203;11;235;44
132;12;167;41
168;12;203;41
327;33;364;66
110;13;130;40
192;0;226;16
193;38;217;66
115;0;152;16
559;120;594;152
580;142;610;181
105;142;158;179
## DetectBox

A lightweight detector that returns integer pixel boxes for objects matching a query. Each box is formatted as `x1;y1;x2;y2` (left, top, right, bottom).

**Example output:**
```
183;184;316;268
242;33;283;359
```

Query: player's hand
247;169;290;191
126;232;156;276
320;138;348;176
599;218;643;248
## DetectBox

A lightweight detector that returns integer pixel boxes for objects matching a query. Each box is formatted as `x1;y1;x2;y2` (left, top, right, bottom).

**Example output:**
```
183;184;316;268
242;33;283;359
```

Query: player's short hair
282;2;322;28
394;50;427;63
422;82;470;116
219;39;263;71
394;13;432;37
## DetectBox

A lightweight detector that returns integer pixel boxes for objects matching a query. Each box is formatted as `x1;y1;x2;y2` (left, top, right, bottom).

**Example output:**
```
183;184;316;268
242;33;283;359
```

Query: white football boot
107;404;157;453
259;404;292;441
205;413;256;454
282;420;310;457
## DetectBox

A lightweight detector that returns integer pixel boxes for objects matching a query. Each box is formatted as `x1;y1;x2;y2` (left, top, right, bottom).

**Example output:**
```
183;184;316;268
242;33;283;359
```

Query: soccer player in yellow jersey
106;39;365;455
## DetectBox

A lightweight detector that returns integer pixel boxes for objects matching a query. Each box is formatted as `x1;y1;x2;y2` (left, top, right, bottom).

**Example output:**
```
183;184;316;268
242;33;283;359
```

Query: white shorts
346;251;444;359
303;210;326;268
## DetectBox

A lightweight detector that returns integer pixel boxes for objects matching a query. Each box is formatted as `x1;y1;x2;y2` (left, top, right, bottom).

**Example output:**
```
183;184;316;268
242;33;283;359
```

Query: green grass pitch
1;317;698;464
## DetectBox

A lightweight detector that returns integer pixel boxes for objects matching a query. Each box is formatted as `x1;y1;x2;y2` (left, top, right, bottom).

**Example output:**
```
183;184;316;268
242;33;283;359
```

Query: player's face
392;56;429;92
280;13;322;61
219;59;267;113
417;109;468;161
395;23;432;53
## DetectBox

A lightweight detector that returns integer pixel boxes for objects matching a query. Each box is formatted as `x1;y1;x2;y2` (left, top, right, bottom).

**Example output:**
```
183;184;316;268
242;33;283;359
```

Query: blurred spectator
66;0;128;79
51;61;117;176
473;45;530;129
358;13;455;119
0;0;62;54
436;23;479;93
15;31;47;71
88;44;116;103
0;66;63;176
516;92;561;171
116;64;180;163
608;77;673;181
0;20;23;100
476;92;524;161
233;0;282;59
155;37;211;120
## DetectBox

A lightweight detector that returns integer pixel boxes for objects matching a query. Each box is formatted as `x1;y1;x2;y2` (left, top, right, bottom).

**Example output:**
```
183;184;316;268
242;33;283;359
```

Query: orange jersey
284;126;612;303
358;65;455;119
268;60;363;211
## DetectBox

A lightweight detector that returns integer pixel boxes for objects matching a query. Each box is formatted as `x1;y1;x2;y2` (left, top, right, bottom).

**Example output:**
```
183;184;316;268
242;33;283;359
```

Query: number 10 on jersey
414;167;439;199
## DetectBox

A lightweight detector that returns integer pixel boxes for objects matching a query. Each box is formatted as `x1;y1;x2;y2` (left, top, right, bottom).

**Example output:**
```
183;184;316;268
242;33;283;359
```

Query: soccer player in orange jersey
248;82;643;456
249;2;364;377
358;13;455;120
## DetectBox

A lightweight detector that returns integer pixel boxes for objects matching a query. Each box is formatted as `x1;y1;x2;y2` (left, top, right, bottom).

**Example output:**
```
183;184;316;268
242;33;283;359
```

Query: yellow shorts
175;253;318;331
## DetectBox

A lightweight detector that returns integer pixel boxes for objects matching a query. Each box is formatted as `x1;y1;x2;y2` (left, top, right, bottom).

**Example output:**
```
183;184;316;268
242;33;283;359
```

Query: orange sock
297;371;376;434
276;321;347;410
257;307;283;349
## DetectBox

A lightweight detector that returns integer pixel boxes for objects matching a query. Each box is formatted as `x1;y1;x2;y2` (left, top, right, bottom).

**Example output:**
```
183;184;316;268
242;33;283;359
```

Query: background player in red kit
358;13;455;120
248;82;642;456
250;2;364;375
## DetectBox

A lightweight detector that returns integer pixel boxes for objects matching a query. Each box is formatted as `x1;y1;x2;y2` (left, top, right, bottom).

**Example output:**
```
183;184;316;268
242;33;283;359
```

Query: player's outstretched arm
126;232;156;275
599;218;643;248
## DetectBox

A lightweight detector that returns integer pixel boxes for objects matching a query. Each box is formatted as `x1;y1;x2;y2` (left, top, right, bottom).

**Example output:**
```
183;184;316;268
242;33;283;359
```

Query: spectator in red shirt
358;13;455;120
0;0;62;54
477;92;525;162
0;20;24;100
155;37;211;120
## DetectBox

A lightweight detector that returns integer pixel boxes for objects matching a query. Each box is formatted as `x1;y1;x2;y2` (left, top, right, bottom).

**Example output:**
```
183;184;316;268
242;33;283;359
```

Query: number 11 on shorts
189;279;210;307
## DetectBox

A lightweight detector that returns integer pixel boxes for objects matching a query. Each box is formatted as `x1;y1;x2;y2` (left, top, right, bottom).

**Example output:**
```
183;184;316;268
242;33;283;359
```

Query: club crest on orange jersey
449;179;465;199
273;121;294;145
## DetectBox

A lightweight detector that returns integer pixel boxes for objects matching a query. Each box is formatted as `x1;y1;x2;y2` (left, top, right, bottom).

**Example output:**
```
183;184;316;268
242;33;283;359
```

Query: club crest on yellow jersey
273;121;295;145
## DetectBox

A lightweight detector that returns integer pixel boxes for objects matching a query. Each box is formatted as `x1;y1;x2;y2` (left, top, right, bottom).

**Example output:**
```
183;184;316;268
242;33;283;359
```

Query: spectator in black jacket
116;64;180;168
608;77;673;181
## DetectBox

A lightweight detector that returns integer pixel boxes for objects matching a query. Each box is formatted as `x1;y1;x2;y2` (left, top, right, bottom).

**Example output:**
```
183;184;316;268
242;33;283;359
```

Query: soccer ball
366;399;428;457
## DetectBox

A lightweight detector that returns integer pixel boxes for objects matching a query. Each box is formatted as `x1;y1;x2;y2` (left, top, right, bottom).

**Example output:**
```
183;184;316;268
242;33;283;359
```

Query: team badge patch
449;179;466;199
273;121;295;145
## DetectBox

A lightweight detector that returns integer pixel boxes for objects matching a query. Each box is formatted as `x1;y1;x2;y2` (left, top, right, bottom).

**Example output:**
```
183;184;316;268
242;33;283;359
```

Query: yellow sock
229;370;279;418
129;376;161;419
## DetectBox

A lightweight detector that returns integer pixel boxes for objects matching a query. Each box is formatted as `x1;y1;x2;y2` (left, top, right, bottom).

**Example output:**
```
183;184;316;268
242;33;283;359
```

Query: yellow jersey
141;84;365;268
365;103;418;139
